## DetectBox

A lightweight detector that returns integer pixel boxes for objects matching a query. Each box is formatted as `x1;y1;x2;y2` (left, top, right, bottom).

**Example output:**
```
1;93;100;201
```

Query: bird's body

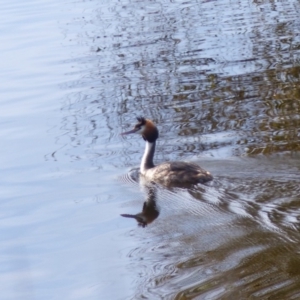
141;160;212;185
122;117;213;185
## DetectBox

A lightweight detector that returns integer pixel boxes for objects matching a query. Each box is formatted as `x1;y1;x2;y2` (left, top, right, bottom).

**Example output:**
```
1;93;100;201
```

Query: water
1;0;300;299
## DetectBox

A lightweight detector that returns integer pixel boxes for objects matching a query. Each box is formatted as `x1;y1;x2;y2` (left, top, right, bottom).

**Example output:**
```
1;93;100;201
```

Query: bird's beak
121;128;139;135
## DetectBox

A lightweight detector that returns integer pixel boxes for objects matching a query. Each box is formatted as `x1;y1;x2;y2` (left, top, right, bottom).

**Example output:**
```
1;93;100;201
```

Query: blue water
1;1;137;299
1;0;300;299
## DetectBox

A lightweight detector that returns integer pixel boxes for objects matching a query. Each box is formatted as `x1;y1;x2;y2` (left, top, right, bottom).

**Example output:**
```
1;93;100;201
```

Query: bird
122;117;213;186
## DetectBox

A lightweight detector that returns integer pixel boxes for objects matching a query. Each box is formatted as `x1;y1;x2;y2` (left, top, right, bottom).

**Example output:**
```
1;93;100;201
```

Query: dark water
1;0;300;299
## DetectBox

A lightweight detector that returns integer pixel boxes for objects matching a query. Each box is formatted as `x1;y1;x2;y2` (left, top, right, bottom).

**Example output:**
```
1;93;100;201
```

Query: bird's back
143;161;213;185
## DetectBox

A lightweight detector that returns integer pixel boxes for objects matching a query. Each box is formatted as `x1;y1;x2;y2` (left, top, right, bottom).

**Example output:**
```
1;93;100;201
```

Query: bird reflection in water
121;184;159;227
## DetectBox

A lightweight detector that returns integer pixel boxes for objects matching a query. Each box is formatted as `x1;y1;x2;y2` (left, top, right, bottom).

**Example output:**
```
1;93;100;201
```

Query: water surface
1;0;300;299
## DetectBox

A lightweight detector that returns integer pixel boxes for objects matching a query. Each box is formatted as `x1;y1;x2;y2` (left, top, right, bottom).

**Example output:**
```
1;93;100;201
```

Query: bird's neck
140;141;156;174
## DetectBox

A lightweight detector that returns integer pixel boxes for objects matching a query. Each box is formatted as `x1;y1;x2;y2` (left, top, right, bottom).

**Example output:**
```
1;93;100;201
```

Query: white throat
140;141;155;175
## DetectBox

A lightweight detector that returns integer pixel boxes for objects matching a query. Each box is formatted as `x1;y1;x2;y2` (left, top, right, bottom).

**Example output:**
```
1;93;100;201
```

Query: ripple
117;168;140;186
121;156;300;299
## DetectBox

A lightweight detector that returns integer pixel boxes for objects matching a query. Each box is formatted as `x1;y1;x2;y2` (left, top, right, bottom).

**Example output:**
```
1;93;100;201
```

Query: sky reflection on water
1;0;300;299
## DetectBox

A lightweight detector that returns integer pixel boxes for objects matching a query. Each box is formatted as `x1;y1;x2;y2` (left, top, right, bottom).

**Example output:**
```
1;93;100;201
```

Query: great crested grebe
122;117;213;185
